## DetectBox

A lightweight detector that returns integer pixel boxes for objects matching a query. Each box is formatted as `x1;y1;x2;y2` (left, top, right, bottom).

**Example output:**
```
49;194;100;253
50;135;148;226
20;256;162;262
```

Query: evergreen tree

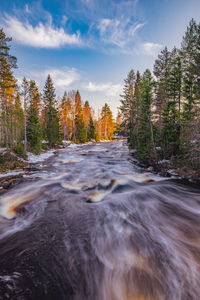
153;47;171;131
181;18;198;121
73;90;87;143
133;71;142;147
168;47;182;123
21;77;29;151
27;104;42;154
0;29;17;147
137;69;155;161
119;69;135;143
13;92;24;144
75;90;82;115
75;114;87;143
43;75;61;147
161;101;180;158
29;80;41;115
83;100;92;139
88;117;95;140
115;112;123;136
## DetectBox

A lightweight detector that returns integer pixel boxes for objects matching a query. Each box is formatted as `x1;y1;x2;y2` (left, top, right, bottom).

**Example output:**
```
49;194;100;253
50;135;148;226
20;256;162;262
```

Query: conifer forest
118;19;200;177
1;6;200;299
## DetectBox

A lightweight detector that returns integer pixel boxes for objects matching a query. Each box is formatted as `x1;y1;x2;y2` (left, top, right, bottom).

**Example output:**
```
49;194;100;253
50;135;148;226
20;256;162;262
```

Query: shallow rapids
0;140;200;300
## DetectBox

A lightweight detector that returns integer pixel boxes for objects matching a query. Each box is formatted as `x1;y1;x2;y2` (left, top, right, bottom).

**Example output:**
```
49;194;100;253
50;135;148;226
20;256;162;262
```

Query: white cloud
142;42;163;56
97;18;144;49
34;67;80;89
4;15;81;48
84;81;122;97
17;67;80;93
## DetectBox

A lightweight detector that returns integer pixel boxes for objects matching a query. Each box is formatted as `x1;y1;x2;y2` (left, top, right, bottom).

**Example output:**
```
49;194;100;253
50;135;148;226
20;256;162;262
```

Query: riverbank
129;150;200;185
0;140;102;191
0;147;59;193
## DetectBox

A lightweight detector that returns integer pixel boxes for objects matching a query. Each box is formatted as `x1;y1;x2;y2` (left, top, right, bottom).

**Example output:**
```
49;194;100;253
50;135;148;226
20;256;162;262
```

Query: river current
0;140;200;300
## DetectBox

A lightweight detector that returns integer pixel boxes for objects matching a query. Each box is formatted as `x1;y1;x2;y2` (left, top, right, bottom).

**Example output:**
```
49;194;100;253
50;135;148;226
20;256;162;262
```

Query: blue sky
1;0;200;116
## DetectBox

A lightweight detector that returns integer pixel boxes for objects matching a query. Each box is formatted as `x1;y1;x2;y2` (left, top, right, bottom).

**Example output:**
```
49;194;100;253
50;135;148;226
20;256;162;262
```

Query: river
0;140;200;300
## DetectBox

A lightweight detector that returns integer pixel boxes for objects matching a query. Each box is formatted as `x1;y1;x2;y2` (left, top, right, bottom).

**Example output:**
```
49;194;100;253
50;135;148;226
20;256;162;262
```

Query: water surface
0;141;200;300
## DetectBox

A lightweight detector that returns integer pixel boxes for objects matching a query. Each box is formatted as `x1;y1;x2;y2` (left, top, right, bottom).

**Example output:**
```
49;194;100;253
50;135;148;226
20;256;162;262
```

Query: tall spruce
13;92;24;145
137;69;155;161
27;80;42;153
119;69;135;144
21;77;29;151
88;117;95;140
74;90;87;143
43;75;60;147
0;29;17;147
27;104;42;154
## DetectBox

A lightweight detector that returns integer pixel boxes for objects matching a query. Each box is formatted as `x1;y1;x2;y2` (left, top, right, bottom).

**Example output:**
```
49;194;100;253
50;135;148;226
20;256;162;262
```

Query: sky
1;0;200;117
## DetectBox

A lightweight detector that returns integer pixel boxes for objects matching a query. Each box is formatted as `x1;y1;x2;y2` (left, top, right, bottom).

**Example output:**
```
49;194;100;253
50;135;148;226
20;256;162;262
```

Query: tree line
0;28;115;155
118;19;200;171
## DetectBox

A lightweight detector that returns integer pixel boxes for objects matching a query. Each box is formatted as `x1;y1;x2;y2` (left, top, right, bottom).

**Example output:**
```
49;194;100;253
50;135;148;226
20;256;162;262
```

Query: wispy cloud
84;81;122;97
4;15;81;48
17;67;80;93
141;42;163;56
97;18;144;48
34;67;80;91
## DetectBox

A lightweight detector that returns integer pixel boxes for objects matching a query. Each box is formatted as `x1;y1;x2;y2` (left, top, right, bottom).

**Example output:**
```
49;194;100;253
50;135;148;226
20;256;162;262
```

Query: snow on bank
0;171;24;178
27;149;55;164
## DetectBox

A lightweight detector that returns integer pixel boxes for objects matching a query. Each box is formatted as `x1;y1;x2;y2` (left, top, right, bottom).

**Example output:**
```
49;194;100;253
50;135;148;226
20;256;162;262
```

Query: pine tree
194;22;200;99
75;114;87;143
181;19;199;122
83;100;92;139
27;104;42;154
168;47;182;123
21;77;29;151
0;29;17;147
29;80;41;115
43;75;61;147
119;69;135;143
133;71;142;147
154;47;171;130
13;92;24;145
115;112;123;136
75;90;82;115
137;69;155;161
73;90;87;143
88;117;95;140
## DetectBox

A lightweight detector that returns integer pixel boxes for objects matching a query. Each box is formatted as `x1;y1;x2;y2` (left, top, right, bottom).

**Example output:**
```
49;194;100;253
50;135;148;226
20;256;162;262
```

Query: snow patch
0;171;24;178
27;150;55;163
167;169;178;176
158;159;170;164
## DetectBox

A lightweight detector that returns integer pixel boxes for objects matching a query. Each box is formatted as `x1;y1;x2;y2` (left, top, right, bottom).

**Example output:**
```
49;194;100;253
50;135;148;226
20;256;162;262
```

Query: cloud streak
97;18;144;48
4;15;81;48
84;81;122;97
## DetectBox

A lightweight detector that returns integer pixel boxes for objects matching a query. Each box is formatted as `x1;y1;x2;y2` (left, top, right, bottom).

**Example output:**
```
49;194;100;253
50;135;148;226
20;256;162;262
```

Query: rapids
0;140;200;300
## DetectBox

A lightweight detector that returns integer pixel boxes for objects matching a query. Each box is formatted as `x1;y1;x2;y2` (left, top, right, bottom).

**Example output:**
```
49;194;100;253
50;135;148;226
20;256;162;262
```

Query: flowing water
0;140;200;300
